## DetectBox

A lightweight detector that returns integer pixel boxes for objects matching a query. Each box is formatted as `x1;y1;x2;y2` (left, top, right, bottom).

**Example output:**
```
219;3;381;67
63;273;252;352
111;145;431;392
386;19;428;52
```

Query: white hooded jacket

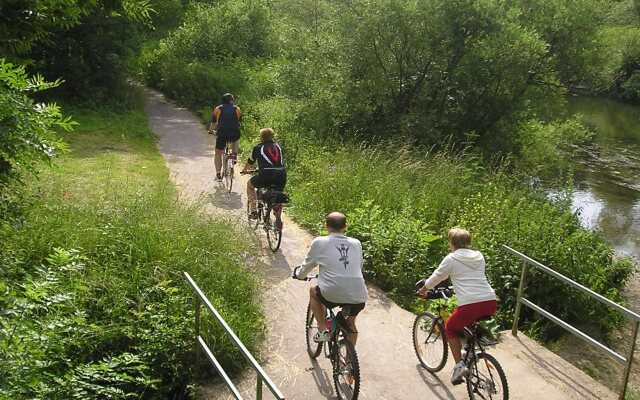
424;248;496;306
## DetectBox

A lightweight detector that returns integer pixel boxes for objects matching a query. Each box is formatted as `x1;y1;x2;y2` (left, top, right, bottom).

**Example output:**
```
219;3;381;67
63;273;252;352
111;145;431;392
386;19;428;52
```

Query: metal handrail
502;244;638;400
183;272;285;400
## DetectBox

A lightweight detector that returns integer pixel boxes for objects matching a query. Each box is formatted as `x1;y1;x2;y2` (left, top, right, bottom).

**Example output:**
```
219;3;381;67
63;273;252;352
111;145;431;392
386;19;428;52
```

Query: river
564;95;640;259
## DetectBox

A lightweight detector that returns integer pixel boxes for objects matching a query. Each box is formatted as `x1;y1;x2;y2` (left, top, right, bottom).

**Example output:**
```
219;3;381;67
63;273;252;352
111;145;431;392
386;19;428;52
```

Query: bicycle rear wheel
225;154;233;193
466;352;509;400
334;339;360;400
413;311;448;372
266;207;283;252
306;303;322;358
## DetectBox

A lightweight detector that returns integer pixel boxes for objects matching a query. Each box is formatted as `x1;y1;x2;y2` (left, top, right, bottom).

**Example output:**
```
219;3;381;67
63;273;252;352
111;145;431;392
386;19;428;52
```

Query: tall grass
0;100;263;398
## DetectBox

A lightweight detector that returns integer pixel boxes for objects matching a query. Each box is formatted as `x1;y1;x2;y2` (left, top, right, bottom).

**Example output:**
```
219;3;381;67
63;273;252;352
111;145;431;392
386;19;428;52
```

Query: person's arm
209;106;220;133
417;257;452;295
236;106;242;123
241;145;258;173
296;239;321;278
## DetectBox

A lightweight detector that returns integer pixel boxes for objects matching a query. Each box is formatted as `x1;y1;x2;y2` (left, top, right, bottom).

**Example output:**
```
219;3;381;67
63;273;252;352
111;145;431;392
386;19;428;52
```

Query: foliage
0;60;74;187
0;104;263;398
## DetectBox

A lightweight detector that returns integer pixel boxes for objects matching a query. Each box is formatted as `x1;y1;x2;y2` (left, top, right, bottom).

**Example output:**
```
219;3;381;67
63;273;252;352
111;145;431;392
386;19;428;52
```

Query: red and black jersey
248;141;284;170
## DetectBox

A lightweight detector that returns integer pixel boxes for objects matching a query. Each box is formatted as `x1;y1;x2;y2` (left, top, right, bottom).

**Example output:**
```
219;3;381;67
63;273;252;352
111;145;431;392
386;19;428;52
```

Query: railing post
620;320;640;400
195;296;201;365
256;375;263;400
512;261;528;336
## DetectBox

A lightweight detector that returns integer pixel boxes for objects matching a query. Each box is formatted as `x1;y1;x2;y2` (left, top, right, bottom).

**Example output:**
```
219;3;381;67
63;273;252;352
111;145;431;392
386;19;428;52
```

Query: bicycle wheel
225;154;233;193
221;153;228;188
247;198;260;230
266;208;283;252
306;303;323;358
466;352;509;400
334;339;360;400
413;311;448;372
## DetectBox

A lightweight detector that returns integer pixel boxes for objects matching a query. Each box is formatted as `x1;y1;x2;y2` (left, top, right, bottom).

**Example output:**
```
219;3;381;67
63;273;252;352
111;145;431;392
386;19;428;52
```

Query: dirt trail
144;88;618;400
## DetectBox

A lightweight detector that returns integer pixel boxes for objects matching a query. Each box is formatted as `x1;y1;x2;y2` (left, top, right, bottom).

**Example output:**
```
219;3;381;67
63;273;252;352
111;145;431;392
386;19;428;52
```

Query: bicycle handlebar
415;278;454;299
291;266;317;281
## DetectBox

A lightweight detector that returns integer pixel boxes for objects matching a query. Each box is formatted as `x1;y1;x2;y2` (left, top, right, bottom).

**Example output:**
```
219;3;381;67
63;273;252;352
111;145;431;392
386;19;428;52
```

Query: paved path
144;88;618;400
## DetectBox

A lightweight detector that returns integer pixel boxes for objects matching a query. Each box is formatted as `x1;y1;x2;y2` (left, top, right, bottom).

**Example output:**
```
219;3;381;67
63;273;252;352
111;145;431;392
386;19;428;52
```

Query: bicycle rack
504;245;640;400
183;272;285;400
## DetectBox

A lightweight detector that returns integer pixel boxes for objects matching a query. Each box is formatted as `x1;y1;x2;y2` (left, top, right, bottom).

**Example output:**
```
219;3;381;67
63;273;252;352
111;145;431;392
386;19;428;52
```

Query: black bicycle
294;271;361;400
220;143;236;193
413;281;509;400
241;170;288;252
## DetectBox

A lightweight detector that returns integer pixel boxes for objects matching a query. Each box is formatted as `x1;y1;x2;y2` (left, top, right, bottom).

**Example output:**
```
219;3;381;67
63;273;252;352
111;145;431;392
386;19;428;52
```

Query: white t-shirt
296;233;368;304
424;248;497;306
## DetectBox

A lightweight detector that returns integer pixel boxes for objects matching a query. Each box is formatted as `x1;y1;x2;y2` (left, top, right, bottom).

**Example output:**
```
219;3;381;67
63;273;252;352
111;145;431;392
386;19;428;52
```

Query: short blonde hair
260;128;274;141
448;227;471;250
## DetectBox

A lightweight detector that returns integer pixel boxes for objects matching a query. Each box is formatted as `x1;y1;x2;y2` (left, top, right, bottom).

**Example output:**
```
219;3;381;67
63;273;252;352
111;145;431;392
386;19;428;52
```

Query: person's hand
417;285;428;297
291;266;301;280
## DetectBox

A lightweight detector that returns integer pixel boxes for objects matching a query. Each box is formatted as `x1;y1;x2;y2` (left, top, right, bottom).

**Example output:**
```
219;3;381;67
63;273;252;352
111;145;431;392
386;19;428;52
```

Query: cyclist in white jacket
294;212;368;346
417;227;497;384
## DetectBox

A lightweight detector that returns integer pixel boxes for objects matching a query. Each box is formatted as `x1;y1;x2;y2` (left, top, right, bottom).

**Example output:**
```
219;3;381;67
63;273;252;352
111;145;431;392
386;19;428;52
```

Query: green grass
0;97;263;398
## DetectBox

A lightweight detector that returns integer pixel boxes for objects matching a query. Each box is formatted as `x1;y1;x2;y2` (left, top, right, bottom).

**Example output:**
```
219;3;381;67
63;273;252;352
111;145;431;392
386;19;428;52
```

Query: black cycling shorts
315;286;365;317
250;169;287;190
215;134;240;150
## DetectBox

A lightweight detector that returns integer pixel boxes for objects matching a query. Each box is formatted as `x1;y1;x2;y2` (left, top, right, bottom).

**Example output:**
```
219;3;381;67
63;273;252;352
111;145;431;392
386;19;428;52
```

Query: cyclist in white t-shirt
293;212;368;346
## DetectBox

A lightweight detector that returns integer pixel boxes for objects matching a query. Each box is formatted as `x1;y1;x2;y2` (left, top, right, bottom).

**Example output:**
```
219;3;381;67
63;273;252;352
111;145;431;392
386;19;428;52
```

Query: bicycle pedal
452;378;464;386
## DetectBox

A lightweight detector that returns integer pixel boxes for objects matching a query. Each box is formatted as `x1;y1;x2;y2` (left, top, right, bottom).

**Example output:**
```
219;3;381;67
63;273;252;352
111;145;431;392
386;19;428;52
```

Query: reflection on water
565;95;640;258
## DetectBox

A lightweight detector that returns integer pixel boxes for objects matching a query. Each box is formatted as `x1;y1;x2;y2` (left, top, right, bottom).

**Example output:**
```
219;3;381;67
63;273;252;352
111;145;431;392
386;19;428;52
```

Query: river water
564;95;640;259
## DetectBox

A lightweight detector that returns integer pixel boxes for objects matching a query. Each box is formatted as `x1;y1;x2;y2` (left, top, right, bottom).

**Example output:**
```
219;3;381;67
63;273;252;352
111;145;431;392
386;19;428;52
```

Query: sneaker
313;330;330;343
216;173;222;182
451;361;469;384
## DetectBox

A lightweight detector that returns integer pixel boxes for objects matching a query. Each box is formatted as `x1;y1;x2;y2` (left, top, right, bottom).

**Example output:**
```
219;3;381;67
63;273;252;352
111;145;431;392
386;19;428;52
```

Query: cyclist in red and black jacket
241;128;286;216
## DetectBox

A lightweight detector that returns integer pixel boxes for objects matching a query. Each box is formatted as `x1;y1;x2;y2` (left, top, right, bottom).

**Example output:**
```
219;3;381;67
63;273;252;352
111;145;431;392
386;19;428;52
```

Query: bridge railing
503;245;639;400
183;272;285;400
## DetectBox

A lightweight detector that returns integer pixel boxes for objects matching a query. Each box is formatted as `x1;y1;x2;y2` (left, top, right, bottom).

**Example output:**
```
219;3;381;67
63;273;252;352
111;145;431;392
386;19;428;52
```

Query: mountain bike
294;272;361;400
220;144;236;193
241;170;288;252
413;281;509;400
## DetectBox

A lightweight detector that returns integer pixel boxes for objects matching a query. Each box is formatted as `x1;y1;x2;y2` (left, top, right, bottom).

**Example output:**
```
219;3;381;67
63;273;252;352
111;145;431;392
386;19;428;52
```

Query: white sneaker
313;330;330;343
451;361;469;384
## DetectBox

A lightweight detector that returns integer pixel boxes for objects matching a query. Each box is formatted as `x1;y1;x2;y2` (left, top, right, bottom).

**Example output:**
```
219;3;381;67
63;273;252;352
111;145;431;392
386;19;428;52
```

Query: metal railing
183;272;285;400
503;245;640;400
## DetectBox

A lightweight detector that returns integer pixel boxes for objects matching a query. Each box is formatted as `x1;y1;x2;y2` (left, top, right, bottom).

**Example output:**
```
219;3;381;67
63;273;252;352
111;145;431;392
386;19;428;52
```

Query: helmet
222;93;234;103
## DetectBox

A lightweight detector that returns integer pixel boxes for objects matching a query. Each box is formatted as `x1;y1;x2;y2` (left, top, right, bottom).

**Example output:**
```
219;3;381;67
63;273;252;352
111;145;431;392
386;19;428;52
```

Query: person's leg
346;316;358;346
445;307;469;363
231;139;239;157
214;148;223;175
310;283;327;331
247;177;258;213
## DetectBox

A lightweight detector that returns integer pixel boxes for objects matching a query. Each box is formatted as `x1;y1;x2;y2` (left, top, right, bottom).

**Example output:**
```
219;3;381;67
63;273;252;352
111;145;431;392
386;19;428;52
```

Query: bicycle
241;170;287;252
220;144;236;193
293;271;361;400
413;281;509;400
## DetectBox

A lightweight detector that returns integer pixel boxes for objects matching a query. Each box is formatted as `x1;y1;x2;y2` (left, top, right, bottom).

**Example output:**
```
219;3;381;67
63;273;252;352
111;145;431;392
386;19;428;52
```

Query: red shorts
445;300;497;340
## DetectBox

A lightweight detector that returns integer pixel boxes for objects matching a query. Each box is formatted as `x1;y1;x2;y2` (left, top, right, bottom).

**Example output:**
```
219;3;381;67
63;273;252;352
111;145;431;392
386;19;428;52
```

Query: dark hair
222;93;234;103
326;212;347;231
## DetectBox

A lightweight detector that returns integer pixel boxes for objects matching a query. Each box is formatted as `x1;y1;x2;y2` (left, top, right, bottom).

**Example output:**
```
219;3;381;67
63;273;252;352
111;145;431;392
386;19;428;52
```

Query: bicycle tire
225;155;233;193
466;352;509;400
305;303;323;358
413;311;448;372
221;153;228;189
266;208;283;252
334;339;360;400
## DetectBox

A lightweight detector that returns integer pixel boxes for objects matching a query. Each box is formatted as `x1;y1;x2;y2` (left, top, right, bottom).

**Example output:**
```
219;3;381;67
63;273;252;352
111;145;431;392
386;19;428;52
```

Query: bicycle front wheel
466;352;509;400
266;208;283;252
413;311;448;372
247;199;259;230
334;339;360;400
305;303;322;358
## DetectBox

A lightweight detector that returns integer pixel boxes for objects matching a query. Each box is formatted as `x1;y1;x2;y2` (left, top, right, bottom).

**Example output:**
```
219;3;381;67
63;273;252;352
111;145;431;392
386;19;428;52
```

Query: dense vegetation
0;91;263;398
139;0;635;341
